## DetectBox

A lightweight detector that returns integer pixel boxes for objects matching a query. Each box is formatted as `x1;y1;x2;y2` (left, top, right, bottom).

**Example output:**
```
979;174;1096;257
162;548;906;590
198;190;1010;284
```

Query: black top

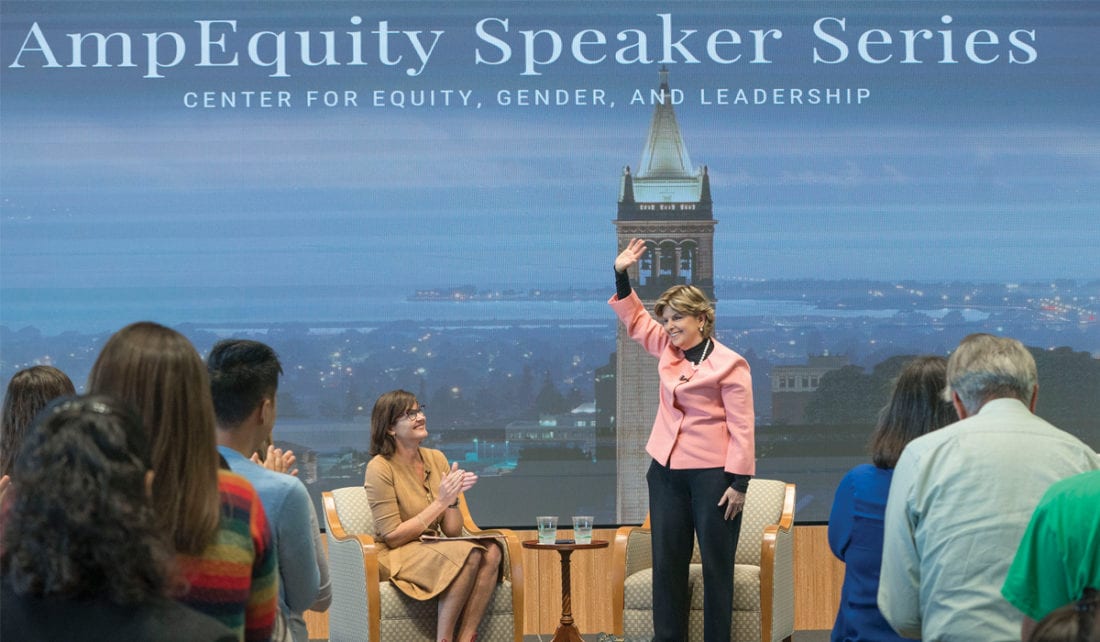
1;577;238;642
615;269;751;494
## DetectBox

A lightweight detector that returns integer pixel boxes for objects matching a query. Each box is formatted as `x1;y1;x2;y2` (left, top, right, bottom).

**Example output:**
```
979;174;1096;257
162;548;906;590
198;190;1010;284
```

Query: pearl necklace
691;338;711;370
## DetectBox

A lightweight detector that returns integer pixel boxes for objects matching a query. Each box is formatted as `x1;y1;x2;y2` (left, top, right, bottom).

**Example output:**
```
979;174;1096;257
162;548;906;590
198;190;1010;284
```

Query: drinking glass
536;515;558;544
572;515;594;544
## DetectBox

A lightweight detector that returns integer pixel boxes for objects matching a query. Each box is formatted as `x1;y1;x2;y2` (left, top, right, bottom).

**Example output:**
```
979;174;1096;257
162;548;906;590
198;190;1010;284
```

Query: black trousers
647;459;743;642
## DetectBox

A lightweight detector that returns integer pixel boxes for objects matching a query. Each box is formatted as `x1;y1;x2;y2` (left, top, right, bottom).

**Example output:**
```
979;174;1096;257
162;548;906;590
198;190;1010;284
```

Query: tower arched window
679;241;697;283
657;241;679;286
639;241;658;287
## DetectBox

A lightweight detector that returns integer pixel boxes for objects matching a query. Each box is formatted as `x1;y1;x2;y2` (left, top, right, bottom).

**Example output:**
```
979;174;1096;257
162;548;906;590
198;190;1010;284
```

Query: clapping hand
251;444;298;477
440;461;478;504
614;238;647;274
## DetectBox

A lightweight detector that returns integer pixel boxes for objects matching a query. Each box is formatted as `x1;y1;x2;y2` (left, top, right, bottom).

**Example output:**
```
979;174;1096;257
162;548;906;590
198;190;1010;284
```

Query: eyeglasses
399;405;427;421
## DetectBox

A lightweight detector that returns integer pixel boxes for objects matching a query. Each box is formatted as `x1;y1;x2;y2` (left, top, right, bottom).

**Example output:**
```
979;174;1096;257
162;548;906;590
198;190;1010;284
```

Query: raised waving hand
614;237;648;273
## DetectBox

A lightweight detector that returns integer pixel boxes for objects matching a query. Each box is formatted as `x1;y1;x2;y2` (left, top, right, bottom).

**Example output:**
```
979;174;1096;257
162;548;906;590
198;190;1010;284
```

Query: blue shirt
828;464;908;642
218;446;320;642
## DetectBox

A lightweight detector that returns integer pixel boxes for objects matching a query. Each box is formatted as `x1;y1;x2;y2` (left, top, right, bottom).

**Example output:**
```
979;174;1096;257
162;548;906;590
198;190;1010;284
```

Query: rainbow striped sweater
177;469;278;641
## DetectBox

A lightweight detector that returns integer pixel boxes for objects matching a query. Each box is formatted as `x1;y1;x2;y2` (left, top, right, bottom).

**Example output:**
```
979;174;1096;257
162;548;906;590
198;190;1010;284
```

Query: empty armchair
322;486;525;642
611;478;796;642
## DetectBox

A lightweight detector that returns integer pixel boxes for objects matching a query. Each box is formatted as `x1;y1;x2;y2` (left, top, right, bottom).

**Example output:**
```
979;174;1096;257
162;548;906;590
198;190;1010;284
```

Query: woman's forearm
383;498;451;547
615;268;632;299
440;499;464;536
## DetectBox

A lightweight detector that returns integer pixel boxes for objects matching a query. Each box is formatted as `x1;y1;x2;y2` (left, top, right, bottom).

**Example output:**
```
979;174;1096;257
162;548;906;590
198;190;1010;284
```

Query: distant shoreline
1;277;1093;335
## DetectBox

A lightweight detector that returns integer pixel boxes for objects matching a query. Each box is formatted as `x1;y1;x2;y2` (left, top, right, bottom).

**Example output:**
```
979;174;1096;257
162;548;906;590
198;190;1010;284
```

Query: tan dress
363;447;486;599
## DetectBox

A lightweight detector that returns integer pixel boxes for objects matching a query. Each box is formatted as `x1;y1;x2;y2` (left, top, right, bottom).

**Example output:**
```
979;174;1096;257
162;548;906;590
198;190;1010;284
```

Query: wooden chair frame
323;490;525;642
610;481;796;642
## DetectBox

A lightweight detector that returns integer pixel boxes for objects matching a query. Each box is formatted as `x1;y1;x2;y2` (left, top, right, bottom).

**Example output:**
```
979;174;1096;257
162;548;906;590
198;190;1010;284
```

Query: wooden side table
522;539;610;642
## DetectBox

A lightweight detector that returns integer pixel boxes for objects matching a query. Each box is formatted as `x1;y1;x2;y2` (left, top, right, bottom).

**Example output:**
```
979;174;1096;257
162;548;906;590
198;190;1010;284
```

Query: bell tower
614;67;716;523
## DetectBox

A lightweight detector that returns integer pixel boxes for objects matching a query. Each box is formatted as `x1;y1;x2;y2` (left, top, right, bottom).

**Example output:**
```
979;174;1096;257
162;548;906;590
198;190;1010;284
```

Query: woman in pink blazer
610;238;756;642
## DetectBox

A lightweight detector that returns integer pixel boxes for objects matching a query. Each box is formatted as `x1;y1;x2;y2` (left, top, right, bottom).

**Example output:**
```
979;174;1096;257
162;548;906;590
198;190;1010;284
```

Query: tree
1031;346;1100;439
804;365;878;425
534;371;568;415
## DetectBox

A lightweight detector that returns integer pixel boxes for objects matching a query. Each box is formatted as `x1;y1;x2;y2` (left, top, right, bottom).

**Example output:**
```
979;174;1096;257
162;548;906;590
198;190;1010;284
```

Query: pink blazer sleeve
720;354;756;475
609;291;668;357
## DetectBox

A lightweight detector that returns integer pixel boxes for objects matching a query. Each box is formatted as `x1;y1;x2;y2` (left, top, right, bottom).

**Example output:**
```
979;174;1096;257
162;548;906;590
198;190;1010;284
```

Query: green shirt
1002;469;1100;621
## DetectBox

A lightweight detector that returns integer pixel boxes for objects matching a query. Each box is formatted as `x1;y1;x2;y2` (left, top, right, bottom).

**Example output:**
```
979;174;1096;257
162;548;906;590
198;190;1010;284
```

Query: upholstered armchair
611;478;796;642
322;486;525;642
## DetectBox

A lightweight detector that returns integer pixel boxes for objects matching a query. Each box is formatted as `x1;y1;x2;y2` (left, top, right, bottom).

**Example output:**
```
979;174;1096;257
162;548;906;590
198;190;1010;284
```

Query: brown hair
1028;588;1100;642
369;389;417;457
87;322;221;555
1;366;76;477
868;356;958;469
653;285;716;339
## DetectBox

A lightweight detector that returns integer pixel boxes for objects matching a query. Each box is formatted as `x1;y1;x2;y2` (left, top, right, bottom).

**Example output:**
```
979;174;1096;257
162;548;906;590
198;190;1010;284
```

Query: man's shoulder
975;400;1095;452
222;449;307;507
1040;469;1100;507
890;423;971;490
899;421;962;457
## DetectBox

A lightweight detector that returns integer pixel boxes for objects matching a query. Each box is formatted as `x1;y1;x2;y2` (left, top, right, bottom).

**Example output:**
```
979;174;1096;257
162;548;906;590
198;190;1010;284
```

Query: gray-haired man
878;334;1099;642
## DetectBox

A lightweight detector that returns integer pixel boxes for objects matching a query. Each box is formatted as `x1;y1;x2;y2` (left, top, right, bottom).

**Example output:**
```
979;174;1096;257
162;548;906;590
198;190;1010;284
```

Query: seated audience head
1;365;76;477
869;356;958;469
945;333;1038;416
86;321;221;555
206;339;283;445
369;389;418;457
1028;589;1100;642
2;395;169;604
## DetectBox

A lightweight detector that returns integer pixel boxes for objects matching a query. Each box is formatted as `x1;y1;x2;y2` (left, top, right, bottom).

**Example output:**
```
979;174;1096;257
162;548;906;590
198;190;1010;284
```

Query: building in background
770;353;851;425
505;403;598;459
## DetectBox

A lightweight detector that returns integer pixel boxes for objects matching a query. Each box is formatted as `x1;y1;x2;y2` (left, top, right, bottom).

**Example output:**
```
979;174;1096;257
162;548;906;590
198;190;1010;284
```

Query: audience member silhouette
829;356;957;641
208;338;330;641
0;365;75;500
879;334;1100;641
0;395;236;641
88;321;277;640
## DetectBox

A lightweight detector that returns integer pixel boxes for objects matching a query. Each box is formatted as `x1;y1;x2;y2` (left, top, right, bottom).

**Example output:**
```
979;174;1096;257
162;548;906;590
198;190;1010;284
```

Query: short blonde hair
653;285;715;339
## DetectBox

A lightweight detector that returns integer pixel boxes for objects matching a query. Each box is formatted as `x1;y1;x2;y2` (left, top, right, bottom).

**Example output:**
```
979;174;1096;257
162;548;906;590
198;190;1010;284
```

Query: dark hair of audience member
0;365;76;477
87;321;221;555
1029;588;1100;642
868;356;959;469
206;339;283;427
1;395;174;605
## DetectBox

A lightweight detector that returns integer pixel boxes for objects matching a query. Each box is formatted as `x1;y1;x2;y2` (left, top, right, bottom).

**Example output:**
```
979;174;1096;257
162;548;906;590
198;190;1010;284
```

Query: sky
1;1;1098;329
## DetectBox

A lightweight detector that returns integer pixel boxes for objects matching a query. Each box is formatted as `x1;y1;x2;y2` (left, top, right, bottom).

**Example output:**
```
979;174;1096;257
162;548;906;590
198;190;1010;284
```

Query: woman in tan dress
364;390;502;642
